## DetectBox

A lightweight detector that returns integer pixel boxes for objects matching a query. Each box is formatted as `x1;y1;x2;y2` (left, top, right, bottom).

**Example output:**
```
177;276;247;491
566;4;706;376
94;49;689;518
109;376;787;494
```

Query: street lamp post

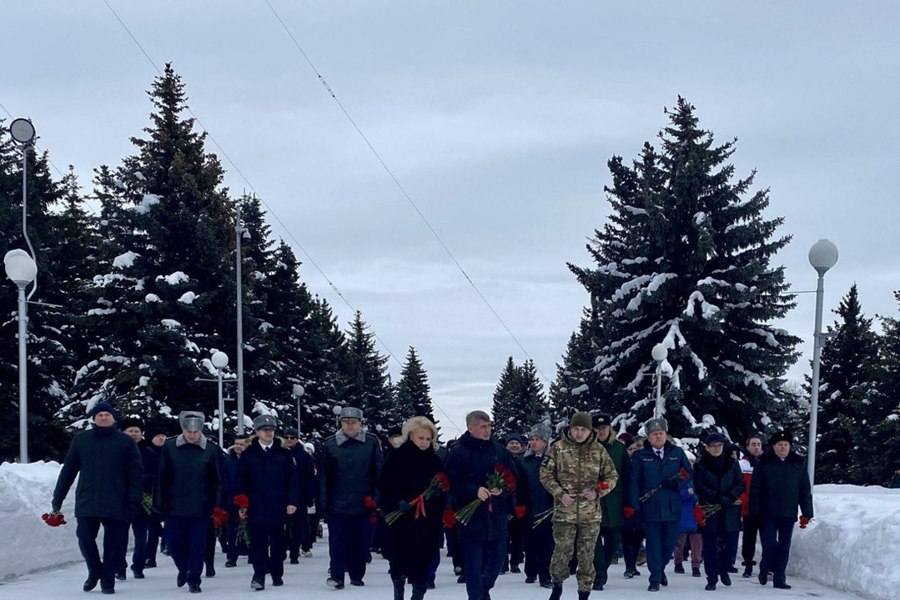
807;239;839;485
211;351;229;448
9;118;38;301
5;249;38;463
235;203;247;434
292;384;305;434
332;404;343;427
651;343;668;419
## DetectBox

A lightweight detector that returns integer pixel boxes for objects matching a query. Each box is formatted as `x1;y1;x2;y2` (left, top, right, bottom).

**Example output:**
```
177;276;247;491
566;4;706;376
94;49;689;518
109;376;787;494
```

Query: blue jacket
628;440;693;523
678;478;699;533
445;432;517;540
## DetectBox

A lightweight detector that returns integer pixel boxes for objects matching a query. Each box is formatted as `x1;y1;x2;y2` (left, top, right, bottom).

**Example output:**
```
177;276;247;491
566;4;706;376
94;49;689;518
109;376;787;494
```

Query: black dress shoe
225;560;237;568
189;584;202;594
272;577;284;587
290;557;299;564
115;572;126;581
177;571;187;588
727;566;738;573
510;565;521;574
144;559;157;569
206;566;215;577
525;576;536;583
742;566;753;578
705;581;716;591
660;573;668;586
251;579;265;591
674;564;685;574
84;575;100;592
101;587;115;595
773;582;792;590
131;568;145;579
758;571;768;586
350;579;364;586
648;582;660;592
540;581;554;589
592;581;604;591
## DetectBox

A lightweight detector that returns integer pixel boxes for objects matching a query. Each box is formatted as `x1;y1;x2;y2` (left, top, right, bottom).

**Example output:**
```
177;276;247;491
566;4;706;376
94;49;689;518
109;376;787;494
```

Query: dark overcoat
154;435;221;518
693;452;744;533
628;440;693;523
237;438;300;524
749;449;813;519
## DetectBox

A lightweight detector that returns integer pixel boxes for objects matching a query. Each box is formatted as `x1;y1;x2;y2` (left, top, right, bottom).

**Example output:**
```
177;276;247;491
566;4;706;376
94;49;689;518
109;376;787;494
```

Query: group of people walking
49;401;814;599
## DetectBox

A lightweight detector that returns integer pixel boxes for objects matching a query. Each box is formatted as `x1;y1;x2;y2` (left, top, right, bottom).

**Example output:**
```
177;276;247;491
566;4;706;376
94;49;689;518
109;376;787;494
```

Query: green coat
540;429;618;525
598;436;628;528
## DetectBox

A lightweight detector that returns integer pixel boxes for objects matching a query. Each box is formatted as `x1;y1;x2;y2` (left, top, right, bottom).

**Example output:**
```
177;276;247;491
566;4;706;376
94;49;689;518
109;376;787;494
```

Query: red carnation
41;512;67;527
364;495;378;509
799;516;811;529
597;480;610;492
234;494;250;510
442;508;457;529
679;467;690;480
515;505;527;519
435;472;451;493
623;506;636;519
212;507;230;529
693;503;706;527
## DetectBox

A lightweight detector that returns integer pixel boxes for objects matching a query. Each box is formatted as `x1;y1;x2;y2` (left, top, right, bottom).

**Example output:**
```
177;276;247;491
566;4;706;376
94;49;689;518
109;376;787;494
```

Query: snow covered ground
1;461;896;600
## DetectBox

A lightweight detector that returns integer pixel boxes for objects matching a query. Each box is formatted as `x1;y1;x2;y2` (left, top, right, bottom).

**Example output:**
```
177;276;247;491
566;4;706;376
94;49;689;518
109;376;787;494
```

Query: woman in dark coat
379;416;446;600
693;432;745;591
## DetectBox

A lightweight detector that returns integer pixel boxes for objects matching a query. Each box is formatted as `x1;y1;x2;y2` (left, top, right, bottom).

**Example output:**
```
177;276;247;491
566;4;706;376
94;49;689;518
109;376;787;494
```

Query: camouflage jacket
539;429;618;524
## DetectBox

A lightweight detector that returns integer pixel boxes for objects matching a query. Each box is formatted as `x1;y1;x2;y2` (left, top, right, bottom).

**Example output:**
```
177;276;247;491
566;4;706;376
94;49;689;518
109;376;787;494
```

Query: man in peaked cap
52;402;143;595
237;413;299;590
154;411;222;593
320;407;383;589
628;417;693;592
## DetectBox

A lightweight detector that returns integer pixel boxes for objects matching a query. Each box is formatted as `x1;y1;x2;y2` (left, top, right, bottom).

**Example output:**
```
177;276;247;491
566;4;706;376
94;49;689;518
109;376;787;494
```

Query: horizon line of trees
2;69;897;486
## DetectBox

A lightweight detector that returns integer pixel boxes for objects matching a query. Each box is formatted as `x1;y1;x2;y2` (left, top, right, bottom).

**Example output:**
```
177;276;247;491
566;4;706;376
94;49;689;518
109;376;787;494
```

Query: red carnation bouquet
692;502;722;527
639;467;690;503
456;464;516;525
234;494;250;547
384;472;451;525
41;511;67;527
442;508;457;530
212;506;230;535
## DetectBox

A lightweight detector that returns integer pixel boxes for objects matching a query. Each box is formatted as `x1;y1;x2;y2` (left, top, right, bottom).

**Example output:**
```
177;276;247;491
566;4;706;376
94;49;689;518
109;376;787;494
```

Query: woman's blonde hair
400;416;439;449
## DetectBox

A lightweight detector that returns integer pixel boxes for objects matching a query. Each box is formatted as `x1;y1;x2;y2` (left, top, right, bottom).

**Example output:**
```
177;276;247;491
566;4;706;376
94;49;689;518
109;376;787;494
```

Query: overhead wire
99;0;467;433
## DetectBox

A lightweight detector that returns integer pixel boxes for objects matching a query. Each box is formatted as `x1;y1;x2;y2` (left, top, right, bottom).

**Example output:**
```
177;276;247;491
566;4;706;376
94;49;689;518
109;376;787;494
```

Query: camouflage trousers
549;520;601;592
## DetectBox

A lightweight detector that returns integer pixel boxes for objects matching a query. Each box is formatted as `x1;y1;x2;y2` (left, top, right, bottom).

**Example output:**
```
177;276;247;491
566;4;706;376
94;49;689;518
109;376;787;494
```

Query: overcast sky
4;1;899;436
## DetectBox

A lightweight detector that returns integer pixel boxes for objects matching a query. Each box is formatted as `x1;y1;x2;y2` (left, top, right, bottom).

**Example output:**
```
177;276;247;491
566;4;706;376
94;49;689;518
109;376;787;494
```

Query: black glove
51;500;62;514
662;479;680;491
398;500;412;513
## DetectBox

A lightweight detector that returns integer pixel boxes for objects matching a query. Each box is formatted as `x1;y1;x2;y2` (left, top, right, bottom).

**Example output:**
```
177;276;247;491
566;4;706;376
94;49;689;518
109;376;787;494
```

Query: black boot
578;591;591;600
549;582;563;600
392;577;406;600
410;583;427;600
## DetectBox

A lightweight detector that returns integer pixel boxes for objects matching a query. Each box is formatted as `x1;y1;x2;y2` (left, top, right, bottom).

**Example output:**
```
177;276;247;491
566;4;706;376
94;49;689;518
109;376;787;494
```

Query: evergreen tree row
0;65;435;461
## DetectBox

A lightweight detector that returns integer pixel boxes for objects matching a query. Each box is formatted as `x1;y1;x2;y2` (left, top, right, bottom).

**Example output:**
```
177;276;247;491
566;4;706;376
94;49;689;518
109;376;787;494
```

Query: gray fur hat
339;406;364;420
528;424;552;442
252;414;278;430
645;418;668;434
178;411;204;432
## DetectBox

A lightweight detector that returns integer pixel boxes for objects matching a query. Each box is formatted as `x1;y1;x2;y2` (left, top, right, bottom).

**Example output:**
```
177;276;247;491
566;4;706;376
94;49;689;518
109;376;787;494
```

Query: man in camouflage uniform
540;412;618;600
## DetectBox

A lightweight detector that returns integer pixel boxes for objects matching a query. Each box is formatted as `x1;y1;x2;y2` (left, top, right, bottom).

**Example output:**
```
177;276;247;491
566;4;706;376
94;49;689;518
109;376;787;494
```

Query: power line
99;0;464;433
262;0;550;384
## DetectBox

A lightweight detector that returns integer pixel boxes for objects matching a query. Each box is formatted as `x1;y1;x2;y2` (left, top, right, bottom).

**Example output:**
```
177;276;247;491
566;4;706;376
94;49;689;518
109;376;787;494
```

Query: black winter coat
445;432;517;540
221;449;241;507
749;449;814;519
319;431;383;516
154;436;222;518
693;452;744;533
237;438;300;524
53;426;143;521
518;450;553;521
379;440;446;576
138;441;159;495
289;445;317;508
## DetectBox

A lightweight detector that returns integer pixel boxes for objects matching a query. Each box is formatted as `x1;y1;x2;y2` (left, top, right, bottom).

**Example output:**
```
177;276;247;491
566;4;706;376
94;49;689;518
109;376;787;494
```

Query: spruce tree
395;346;435;424
569;98;800;441
869;292;900;486
344;311;394;431
492;357;548;439
812;284;880;484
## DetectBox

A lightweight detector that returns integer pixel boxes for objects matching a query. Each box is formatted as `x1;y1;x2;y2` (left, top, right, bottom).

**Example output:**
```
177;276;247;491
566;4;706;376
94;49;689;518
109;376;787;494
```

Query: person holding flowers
539;411;618;600
518;424;555;588
378;416;447;600
445;410;518;600
693;432;745;591
51;402;143;595
628;417;693;592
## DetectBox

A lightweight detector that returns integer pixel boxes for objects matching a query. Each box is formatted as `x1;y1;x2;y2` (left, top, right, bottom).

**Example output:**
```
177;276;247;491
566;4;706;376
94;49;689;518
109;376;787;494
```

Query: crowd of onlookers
49;401;813;599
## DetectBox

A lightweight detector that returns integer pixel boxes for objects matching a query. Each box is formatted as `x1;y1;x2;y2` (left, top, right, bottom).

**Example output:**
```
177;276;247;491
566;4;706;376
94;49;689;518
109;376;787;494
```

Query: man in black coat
222;434;249;567
749;430;813;590
320;406;384;589
154;411;222;594
519;424;554;588
237;415;300;590
282;427;316;564
117;417;158;580
52;402;143;595
445;410;518;600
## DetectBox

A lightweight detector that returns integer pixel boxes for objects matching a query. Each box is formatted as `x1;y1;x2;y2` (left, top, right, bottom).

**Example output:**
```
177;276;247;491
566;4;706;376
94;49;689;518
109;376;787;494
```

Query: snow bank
791;484;900;600
0;461;81;580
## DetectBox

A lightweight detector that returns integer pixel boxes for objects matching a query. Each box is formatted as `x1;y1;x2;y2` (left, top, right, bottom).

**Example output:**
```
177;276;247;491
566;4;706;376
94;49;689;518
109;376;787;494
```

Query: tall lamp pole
211;351;229;448
651;343;668;419
235;204;246;434
5;249;38;463
807;239;839;485
292;384;305;433
9;118;38;300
